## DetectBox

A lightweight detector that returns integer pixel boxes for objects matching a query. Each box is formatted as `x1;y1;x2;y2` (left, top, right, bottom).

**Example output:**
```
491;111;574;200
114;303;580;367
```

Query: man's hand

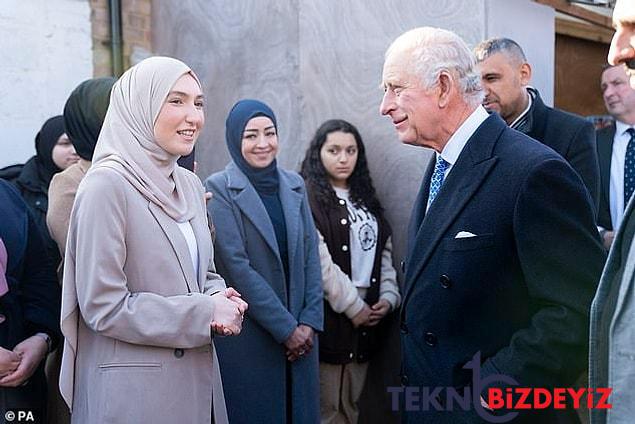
0;336;48;387
0;347;20;379
367;299;391;326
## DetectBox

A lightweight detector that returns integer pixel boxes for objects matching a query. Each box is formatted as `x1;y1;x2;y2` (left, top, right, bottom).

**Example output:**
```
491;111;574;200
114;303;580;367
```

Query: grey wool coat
60;167;228;424
205;163;324;424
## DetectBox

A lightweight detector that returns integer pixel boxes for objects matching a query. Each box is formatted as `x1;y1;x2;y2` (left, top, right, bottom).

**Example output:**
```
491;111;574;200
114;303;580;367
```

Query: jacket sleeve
205;176;298;344
316;230;365;319
21;207;62;347
46;171;78;257
379;236;401;311
69;169;216;349
480;157;606;388
566;120;600;218
298;191;324;332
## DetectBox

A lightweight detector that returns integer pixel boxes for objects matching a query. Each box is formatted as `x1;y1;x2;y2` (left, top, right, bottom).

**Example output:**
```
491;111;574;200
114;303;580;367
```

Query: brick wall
90;0;152;77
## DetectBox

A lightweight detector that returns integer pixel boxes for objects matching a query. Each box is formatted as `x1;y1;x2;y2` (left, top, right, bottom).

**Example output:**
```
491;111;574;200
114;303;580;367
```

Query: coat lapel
226;164;282;265
406;157;435;260
147;202;197;293
190;204;211;291
402;115;504;308
278;171;303;267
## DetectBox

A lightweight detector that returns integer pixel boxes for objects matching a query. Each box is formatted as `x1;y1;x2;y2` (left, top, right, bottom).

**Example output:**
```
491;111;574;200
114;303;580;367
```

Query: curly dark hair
300;119;384;219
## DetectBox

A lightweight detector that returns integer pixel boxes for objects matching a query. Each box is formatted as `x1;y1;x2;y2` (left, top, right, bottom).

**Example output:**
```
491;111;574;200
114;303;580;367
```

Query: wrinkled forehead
614;0;635;27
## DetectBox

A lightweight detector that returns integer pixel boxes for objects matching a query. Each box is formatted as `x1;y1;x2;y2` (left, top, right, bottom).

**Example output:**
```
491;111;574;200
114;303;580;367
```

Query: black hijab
225;99;279;194
34;116;66;189
63;77;116;161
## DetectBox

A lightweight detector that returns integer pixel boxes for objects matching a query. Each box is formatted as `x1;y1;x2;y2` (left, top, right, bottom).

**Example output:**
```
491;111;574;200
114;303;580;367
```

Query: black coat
0;158;61;268
522;89;600;216
596;123;616;230
400;114;605;423
0;179;60;418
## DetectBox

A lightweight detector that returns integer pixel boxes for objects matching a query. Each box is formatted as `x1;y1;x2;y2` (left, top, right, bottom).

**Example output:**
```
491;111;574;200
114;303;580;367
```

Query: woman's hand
351;303;373;328
0;336;48;387
210;292;244;336
285;324;314;362
367;299;391;326
0;347;20;378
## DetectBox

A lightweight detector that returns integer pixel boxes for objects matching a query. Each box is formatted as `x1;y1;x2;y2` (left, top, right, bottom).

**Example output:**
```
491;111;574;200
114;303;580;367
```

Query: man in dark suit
474;37;600;213
596;64;635;249
380;27;605;422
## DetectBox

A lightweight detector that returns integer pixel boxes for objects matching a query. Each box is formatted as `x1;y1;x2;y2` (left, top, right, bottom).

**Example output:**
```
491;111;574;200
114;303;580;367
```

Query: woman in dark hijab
205;99;323;424
0;115;76;267
47;77;115;258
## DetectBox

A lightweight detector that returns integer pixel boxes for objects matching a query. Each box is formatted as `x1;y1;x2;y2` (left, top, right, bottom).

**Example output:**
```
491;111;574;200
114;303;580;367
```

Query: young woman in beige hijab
59;56;246;424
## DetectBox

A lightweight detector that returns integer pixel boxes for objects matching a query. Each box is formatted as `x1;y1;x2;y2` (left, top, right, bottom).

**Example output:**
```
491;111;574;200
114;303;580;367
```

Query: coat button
361;331;367;337
401;374;409;386
440;274;452;289
349;352;354;359
339;199;346;205
400;261;406;273
424;332;437;346
340;218;347;225
359;354;364;361
174;348;184;358
342;245;348;252
371;277;376;283
400;321;408;334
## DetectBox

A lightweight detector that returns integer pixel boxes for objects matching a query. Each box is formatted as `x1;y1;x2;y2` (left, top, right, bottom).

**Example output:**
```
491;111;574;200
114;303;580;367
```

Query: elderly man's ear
437;71;454;108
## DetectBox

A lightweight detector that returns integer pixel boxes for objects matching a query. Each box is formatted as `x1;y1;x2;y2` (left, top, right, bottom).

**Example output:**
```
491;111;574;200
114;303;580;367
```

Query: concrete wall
0;0;93;168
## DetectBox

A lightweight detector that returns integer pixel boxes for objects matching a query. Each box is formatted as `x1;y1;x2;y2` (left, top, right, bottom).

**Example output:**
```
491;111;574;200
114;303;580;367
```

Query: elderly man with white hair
380;27;605;423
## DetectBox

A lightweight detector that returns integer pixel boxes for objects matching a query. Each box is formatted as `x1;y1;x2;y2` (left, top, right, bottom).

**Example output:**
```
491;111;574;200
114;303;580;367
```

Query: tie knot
435;155;449;171
627;128;635;138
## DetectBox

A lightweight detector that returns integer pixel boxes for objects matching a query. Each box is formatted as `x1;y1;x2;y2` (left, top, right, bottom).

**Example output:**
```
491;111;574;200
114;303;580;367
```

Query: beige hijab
91;55;200;222
60;56;203;409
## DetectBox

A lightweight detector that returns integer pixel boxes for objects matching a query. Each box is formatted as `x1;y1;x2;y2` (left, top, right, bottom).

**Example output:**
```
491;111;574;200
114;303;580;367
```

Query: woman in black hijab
47;77;115;258
0;115;76;267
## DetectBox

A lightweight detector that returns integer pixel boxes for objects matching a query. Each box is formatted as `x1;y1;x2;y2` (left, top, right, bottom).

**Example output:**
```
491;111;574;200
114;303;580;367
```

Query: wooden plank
534;0;613;28
556;17;614;43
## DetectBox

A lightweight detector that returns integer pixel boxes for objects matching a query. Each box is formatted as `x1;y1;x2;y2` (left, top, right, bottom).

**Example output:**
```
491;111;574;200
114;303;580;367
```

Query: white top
610;120;635;229
177;221;199;281
333;187;377;288
428;105;489;212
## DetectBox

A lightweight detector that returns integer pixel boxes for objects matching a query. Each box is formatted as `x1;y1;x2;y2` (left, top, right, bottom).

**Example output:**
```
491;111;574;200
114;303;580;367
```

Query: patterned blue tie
625;128;635;209
427;155;450;208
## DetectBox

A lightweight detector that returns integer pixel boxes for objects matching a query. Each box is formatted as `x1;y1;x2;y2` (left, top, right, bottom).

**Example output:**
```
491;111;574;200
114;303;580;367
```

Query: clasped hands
0;335;49;387
211;287;248;336
352;299;390;328
285;324;314;362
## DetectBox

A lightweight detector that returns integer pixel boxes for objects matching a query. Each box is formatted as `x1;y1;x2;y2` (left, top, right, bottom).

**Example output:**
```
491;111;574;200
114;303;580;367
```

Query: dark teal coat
205;163;323;424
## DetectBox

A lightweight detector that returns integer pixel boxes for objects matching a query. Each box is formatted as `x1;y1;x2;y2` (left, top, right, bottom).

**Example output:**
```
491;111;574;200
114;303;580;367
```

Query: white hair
385;27;483;106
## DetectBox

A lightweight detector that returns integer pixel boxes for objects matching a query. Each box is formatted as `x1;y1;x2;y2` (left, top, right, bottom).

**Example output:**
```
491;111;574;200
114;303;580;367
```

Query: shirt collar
615;119;633;138
440;105;489;166
509;88;533;129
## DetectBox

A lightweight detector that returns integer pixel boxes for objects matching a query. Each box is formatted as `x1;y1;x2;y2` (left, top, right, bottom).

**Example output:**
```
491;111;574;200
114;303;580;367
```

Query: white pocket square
455;231;477;239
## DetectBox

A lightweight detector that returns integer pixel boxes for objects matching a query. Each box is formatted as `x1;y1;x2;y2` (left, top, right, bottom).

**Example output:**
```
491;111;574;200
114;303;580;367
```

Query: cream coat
60;166;228;424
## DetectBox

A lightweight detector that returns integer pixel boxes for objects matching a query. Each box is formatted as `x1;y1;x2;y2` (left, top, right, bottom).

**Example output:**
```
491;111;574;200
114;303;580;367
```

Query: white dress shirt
610;120;635;229
177;221;199;281
428;105;489;212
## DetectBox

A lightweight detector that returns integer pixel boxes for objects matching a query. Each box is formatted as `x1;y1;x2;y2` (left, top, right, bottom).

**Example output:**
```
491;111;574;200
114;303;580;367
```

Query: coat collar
598;124;616;215
402;114;505;309
224;162;303;263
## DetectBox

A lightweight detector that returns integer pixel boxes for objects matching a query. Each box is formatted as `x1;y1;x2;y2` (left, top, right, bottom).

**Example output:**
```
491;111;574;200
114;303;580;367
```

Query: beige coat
47;158;91;261
60;166;228;424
